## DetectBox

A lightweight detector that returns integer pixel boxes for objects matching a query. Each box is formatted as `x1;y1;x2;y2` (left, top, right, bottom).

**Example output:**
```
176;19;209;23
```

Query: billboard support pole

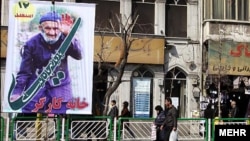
35;113;42;141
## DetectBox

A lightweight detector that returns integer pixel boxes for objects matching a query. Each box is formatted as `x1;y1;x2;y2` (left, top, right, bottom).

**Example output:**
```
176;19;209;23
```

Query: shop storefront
203;40;250;118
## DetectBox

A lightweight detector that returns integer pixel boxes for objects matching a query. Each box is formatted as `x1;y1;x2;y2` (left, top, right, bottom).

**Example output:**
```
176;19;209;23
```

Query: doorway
165;67;187;117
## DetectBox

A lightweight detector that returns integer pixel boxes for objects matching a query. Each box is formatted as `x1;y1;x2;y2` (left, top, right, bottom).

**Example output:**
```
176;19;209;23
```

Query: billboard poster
3;0;95;115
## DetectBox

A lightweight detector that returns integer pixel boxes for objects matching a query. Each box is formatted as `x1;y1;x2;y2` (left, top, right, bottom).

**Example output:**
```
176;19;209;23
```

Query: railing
0;116;4;141
10;116;57;141
1;116;249;141
66;116;111;141
177;118;208;141
117;118;209;141
117;117;154;141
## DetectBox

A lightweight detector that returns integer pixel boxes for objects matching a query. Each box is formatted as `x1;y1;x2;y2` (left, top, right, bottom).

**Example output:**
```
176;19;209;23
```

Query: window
204;0;250;21
132;66;153;118
76;0;120;32
238;0;249;20
213;0;224;19
132;0;155;34
165;0;187;37
165;68;186;98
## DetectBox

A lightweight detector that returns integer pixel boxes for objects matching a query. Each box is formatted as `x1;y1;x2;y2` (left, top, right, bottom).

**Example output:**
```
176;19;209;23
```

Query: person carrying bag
154;105;166;141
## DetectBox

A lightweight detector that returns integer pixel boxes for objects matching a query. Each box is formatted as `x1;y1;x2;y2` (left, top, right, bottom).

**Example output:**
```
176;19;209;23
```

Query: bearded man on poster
10;11;83;114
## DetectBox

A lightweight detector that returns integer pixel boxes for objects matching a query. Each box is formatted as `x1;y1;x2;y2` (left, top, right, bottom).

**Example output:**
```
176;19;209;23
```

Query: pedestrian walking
154;105;165;141
160;97;178;141
119;101;134;138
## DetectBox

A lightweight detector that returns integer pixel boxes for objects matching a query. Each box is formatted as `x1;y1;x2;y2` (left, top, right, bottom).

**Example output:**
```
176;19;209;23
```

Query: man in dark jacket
204;103;214;119
160;97;178;141
119;101;134;138
229;100;240;118
108;100;118;121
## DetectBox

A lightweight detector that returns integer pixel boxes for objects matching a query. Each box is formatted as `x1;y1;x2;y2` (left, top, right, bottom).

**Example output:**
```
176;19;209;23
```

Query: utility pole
217;26;224;118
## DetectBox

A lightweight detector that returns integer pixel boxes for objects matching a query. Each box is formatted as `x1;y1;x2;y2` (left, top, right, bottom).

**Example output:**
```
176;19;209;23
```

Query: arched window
165;67;187;117
132;66;154;78
131;66;154;118
165;67;186;97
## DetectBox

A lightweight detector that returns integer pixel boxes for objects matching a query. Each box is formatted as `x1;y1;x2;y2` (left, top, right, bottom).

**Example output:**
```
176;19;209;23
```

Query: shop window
204;0;249;21
132;0;155;34
165;0;187;37
76;0;120;32
132;66;154;118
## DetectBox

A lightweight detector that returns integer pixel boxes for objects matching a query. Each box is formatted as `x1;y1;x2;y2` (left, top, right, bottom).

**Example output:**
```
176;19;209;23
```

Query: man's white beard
41;31;61;44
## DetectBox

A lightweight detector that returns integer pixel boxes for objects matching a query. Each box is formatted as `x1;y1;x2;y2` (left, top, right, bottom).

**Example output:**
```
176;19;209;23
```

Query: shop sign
208;40;250;76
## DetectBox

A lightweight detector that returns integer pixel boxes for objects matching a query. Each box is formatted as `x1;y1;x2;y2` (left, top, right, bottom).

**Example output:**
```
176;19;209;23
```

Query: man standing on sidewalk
160;97;178;141
108;100;119;121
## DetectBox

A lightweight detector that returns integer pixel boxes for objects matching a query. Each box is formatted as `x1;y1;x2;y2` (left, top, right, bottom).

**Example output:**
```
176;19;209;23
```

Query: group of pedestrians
107;97;178;141
154;97;178;141
107;100;134;137
204;100;240;119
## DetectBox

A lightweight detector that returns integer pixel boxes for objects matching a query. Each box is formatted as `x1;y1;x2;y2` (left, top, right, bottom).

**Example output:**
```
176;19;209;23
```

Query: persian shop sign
208;40;250;76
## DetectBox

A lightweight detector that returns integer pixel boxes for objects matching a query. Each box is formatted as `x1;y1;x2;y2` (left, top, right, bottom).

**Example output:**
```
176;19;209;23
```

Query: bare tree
94;13;139;115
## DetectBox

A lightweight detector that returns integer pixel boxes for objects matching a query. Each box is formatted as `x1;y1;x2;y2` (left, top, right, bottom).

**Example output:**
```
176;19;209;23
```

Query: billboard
3;0;95;114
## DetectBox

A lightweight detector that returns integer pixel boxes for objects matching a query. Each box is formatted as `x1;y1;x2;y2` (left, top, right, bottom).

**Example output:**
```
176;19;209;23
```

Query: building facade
201;0;250;118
